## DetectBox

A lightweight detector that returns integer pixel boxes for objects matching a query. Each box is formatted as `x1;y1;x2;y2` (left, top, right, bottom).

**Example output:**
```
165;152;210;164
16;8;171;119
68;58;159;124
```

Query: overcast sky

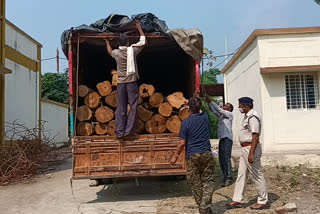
6;0;320;82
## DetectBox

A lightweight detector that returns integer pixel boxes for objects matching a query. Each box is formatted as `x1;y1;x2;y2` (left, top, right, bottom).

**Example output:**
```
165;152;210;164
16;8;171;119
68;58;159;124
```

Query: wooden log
135;119;145;134
107;120;116;136
95;123;108;135
138;96;143;105
139;84;155;98
77;122;93;136
76;105;93;121
149;92;164;108
96;80;112;96
166;115;182;134
158;102;173;117
167;92;187;109
112;70;118;86
105;90;117;108
138;105;153;122
145;114;166;134
78;85;92;98
179;106;191;121
95;106;114;123
84;92;101;109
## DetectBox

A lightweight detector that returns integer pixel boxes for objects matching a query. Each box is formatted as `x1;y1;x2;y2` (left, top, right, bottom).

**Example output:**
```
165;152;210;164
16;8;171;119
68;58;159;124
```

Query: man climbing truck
62;13;203;181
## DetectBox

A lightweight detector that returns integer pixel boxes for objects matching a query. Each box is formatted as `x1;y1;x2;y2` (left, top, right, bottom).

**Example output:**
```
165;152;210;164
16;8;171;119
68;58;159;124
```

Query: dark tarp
61;13;203;62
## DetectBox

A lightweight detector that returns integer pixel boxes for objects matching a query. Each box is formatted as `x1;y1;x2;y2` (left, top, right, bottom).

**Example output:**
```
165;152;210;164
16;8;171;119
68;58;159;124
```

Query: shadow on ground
210;192;280;214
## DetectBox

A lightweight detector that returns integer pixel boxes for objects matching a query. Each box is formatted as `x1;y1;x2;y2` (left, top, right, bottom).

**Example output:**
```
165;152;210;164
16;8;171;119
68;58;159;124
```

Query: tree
200;68;221;84
316;0;320;5
41;69;69;104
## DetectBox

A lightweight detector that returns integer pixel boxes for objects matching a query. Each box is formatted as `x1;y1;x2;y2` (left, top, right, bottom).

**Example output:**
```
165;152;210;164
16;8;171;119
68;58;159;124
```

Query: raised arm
206;95;231;118
135;20;145;37
131;20;146;48
105;40;113;56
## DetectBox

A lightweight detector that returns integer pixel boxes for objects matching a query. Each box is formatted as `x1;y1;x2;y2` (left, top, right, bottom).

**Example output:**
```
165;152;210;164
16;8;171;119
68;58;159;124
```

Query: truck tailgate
72;134;186;179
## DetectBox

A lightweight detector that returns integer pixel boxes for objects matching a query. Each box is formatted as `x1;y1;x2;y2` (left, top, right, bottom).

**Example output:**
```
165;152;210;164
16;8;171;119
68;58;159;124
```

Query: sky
6;0;320;83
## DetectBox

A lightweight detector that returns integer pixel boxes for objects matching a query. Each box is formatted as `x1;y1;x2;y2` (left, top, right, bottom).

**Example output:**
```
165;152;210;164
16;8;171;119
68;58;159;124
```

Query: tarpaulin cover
61;13;203;62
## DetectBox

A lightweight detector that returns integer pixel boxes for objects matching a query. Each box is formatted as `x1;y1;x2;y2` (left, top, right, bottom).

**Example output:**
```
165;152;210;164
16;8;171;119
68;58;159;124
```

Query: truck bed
72;134;186;179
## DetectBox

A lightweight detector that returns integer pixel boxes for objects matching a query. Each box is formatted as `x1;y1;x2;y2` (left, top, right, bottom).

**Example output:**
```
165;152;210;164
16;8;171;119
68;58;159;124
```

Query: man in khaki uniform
229;97;269;210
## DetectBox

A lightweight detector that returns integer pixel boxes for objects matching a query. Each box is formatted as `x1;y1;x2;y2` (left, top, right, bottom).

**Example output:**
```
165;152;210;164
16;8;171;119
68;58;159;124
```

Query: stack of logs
76;73;190;136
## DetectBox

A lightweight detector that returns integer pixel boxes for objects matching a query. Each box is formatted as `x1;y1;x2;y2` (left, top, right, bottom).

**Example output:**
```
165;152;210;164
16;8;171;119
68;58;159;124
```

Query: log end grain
149;92;164;108
166;115;182;134
159;102;173;117
96;81;112;96
77;122;93;136
95;106;114;123
139;84;155;98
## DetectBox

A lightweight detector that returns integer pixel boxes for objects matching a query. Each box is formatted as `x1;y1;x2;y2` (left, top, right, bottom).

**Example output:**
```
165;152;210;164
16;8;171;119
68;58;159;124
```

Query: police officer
229;97;269;210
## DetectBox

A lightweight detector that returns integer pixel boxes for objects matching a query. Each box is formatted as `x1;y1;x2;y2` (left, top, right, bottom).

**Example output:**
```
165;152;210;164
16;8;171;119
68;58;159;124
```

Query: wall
4;22;40;136
224;40;263;145
258;33;320;68
41;99;68;145
258;34;320;152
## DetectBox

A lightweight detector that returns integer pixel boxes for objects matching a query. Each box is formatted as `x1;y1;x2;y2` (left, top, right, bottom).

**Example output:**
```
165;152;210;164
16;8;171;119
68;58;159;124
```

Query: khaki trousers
232;143;268;204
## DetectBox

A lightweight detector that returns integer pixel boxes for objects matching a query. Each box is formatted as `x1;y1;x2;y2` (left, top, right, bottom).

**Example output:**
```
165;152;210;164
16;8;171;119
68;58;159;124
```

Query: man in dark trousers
206;95;234;187
170;97;216;214
105;20;145;137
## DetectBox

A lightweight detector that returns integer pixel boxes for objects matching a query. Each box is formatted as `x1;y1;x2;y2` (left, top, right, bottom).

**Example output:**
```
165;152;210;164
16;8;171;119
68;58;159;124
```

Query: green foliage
41;69;69;104
201;99;219;139
316;0;320;5
200;68;220;85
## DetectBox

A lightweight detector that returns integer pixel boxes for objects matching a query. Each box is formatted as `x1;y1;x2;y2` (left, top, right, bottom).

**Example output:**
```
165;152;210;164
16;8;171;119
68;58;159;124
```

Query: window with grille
285;73;320;110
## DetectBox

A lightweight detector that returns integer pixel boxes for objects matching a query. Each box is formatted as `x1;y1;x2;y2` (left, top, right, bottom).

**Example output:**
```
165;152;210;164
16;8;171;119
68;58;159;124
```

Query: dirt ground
0;149;319;214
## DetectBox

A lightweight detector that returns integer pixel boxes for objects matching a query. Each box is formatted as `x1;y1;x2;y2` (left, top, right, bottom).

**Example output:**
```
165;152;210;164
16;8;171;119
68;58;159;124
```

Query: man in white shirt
206;95;233;187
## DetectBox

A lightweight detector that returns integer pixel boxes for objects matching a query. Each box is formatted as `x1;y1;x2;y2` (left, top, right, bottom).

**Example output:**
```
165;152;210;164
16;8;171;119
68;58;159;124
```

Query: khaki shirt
239;109;261;143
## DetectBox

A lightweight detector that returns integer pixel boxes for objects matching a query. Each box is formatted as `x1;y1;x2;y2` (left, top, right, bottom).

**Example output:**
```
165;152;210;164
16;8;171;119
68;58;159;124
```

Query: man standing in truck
205;95;234;187
105;20;146;138
170;97;215;214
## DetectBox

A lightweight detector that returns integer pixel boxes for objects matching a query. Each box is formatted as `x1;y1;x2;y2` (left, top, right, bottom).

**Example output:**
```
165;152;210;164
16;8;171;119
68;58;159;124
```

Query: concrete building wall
258;34;320;152
258;33;320;68
41;99;68;145
4;22;40;133
4;58;40;129
224;40;263;145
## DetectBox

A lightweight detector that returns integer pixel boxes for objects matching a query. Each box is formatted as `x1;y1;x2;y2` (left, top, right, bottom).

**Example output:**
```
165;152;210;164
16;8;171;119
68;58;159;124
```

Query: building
0;0;68;145
222;27;320;167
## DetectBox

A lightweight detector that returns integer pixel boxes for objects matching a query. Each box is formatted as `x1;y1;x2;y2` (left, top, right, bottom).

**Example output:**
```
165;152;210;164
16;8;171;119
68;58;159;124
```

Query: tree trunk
96;81;112;96
78;85;92;98
158;102;173;117
107;120;116;136
145;114;166;134
95;106;114;123
77;122;93;136
135;119;145;134
77;105;93;121
138;105;153;122
84;92;101;109
95;123;108;135
166;115;182;134
112;70;118;86
149;92;164;108
105;90;117;108
167;92;186;109
139;84;155;98
179;106;191;121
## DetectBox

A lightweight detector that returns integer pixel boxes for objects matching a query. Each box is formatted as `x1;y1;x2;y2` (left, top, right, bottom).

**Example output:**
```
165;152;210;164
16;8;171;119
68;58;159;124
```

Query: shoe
227;201;245;209
250;203;271;210
221;180;232;187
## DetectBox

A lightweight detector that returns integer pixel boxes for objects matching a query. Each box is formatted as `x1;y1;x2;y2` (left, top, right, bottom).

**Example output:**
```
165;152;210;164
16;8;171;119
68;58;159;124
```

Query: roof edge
221;26;320;74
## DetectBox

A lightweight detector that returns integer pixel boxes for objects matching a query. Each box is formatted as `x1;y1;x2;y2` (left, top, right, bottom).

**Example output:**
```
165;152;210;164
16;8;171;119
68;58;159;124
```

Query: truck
63;13;203;181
